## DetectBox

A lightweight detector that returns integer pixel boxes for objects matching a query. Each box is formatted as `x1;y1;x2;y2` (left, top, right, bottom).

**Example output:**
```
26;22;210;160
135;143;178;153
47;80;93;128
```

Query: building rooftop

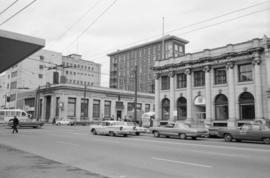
107;35;189;56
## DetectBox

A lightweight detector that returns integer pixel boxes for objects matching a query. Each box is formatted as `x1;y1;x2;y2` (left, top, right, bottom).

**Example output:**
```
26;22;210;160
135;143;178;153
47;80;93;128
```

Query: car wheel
92;129;97;135
123;134;128;137
263;138;270;144
224;134;233;142
191;136;197;140
179;133;186;139
135;132;140;136
153;131;160;137
235;139;241;142
109;131;115;137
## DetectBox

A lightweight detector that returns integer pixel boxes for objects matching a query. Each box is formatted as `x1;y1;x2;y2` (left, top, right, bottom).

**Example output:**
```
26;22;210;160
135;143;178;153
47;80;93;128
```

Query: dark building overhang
0;29;45;73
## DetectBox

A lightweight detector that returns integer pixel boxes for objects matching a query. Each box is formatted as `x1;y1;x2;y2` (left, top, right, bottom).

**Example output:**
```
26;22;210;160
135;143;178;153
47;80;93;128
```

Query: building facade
108;35;188;93
153;36;270;127
36;84;154;123
62;54;101;87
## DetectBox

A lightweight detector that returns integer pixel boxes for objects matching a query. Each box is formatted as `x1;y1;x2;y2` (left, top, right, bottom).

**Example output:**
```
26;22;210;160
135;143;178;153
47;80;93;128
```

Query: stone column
185;68;193;122
253;53;263;119
204;66;212;125
100;99;104;119
154;73;161;126
226;62;236;128
111;100;116;120
41;97;46;122
169;71;176;121
88;98;93;121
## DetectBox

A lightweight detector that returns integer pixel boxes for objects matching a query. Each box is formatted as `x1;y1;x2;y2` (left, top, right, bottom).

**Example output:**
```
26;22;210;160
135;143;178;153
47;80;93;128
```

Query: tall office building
108;35;189;93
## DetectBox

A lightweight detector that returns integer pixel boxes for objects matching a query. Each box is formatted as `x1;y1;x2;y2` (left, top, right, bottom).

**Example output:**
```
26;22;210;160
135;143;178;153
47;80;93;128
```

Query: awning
0;29;45;73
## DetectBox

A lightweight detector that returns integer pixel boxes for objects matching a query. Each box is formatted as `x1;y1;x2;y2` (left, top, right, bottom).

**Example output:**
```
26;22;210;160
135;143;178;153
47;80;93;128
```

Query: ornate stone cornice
184;68;191;75
252;52;261;65
154;73;160;79
168;71;175;77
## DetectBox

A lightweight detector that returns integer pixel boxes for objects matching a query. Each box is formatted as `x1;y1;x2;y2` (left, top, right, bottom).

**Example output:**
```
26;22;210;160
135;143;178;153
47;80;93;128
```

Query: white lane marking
129;138;270;152
152;157;212;168
56;141;80;147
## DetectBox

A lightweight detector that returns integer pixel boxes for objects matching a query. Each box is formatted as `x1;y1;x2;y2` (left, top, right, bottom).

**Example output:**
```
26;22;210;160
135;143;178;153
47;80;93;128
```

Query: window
39;65;44;69
104;101;111;117
162;98;170;120
55;97;60;117
137;103;142;111
93;100;100;118
81;99;89;119
194;71;205;87
11;71;18;78
40;56;44;60
66;71;68;75
239;92;255;120
161;76;170;90
214;68;226;84
239;63;253;82
38;74;43;79
215;94;228;120
177;97;187;120
10;81;17;89
68;98;76;117
176;73;186;88
145;104;150;112
128;102;134;111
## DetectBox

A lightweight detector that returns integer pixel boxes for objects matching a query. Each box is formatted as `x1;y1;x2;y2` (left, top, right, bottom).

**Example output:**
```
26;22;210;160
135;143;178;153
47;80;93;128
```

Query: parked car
90;121;136;137
55;118;75;126
8;118;44;128
218;123;270;144
123;122;148;135
205;124;225;137
150;122;209;139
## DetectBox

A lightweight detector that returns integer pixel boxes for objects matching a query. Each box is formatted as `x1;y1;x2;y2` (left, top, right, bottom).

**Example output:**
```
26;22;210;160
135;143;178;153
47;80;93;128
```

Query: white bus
0;109;29;124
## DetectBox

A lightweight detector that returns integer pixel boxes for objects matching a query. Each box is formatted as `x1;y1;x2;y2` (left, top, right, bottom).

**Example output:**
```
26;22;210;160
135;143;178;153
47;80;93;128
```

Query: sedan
55;118;75;126
123;122;149;135
150;122;209;139
218;123;270;144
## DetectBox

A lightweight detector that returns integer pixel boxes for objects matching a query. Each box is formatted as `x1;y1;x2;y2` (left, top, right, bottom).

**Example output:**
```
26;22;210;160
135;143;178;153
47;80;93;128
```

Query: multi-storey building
108;35;189;93
62;54;101;87
153;36;270;128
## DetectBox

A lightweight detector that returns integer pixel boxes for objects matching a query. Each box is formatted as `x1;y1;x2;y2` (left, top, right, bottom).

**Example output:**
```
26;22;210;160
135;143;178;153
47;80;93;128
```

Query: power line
47;0;103;49
0;0;38;26
63;0;118;52
0;0;19;16
82;0;270;60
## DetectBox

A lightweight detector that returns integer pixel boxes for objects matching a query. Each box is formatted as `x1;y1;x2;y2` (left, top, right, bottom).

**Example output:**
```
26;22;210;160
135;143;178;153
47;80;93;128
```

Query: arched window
162;98;170;120
239;92;255;120
177;97;187;120
215;94;228;120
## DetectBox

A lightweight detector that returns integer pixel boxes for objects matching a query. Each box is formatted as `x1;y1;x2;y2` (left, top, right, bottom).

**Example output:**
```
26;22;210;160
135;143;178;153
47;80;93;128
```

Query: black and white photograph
0;0;270;177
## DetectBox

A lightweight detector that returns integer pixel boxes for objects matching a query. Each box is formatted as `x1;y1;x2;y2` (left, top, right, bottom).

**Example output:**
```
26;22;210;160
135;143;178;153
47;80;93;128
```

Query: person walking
12;116;19;134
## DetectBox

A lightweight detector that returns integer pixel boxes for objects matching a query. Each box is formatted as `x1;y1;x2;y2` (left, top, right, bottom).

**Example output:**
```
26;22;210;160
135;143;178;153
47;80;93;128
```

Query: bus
0;109;29;124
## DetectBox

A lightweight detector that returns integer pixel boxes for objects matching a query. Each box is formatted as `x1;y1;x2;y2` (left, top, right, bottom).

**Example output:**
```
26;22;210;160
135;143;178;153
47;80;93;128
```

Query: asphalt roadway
0;125;270;178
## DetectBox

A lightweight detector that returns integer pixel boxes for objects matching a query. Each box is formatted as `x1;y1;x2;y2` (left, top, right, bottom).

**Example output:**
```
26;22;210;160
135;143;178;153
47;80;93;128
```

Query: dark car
218;123;270;144
8;118;44;128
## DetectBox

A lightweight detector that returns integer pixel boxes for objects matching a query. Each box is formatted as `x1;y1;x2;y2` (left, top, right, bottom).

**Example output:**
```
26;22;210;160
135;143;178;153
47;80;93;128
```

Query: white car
55;118;75;126
90;121;136;137
123;122;148;135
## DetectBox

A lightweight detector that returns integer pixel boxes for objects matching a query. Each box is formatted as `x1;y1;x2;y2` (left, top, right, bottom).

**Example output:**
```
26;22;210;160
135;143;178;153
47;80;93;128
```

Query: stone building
152;36;270;127
36;84;154;122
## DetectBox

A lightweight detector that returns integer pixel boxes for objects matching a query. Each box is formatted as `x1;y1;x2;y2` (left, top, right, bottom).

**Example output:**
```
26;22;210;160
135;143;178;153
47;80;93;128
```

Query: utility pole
134;65;138;123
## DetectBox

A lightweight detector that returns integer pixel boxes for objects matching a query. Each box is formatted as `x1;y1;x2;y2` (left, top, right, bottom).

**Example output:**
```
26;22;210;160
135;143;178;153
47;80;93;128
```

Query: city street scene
0;0;270;178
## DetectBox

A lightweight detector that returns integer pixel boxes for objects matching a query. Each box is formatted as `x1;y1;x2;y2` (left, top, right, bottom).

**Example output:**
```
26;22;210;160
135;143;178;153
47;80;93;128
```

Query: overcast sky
1;0;270;86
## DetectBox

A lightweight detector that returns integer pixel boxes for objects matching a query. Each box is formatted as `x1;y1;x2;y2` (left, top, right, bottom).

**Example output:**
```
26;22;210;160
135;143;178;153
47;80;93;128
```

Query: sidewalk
0;144;109;178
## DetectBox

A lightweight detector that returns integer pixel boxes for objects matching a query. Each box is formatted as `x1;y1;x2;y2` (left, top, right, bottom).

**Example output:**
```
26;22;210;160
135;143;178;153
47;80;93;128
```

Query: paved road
0;125;270;178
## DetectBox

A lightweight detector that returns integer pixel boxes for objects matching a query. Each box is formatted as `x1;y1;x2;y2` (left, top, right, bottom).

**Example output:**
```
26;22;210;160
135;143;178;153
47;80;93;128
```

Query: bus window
16;111;21;116
22;112;27;117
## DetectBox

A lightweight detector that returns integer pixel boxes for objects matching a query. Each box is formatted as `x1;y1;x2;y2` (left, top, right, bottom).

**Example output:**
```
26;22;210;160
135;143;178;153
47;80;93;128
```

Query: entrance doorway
45;96;51;122
194;96;206;121
116;110;122;120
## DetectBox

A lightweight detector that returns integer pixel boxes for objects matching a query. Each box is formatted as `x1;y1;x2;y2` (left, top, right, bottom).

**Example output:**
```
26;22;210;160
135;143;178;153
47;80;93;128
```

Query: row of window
161;63;253;90
63;62;97;71
161;92;255;121
65;70;95;77
65;97;151;118
66;79;94;86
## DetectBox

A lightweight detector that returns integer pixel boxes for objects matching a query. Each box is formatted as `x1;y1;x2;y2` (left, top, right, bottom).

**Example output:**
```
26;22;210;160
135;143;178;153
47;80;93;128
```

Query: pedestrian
12;116;19;134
